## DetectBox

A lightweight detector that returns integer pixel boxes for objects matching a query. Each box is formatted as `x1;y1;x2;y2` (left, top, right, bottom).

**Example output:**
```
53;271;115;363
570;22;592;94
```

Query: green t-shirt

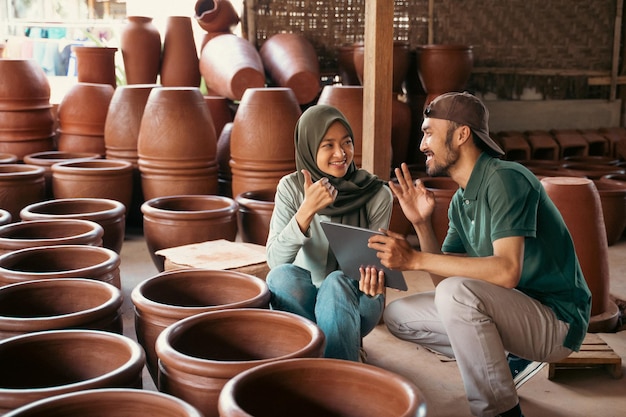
441;153;591;351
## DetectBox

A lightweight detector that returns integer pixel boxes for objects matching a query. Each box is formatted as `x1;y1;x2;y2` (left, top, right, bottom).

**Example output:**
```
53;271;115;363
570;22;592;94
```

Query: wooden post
610;0;623;101
361;0;393;180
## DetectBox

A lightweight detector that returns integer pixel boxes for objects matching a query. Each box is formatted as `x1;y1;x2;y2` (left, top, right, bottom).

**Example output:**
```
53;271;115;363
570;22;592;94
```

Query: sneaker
508;354;546;389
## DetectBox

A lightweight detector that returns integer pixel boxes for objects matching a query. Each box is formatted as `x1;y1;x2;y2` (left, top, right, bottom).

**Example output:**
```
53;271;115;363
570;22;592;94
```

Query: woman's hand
359;266;385;297
295;169;337;234
389;163;435;226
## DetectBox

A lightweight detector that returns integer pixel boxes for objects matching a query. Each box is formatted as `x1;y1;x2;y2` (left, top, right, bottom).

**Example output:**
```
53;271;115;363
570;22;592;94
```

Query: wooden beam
610;0;624;100
361;0;393;180
588;75;626;86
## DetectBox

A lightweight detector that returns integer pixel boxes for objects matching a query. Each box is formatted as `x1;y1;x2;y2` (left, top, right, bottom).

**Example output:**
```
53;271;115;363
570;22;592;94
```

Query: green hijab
294;104;384;227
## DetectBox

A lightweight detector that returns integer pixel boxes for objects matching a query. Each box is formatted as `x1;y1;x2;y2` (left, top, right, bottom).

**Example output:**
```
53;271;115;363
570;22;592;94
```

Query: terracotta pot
0;59;50;111
131;268;270;383
421;176;458;247
120;16;162;85
156;308;325;417
160;16;201;87
199;34;265;101
594;179;626;246
415;44;474;104
336;44;360;85
72;46;118;88
235;189;275;245
141;195;238;271
259;33;321;104
0;164;45;221
391;95;412;170
194;0;240;33
3;388;203;417
24;151;101;199
317;85;363;166
559;162;625;180
216;122;233;197
0;107;55;160
0;244;121;289
0;278;122;340
20;198;126;254
0;329;144;414
0;219;104;255
353;41;410;93
137;87;218;200
550;129;589;159
540;177;619;333
219;358;428;417
0;210;11;226
51;159;134;212
0;154;17;164
230;88;300;197
203;95;233;139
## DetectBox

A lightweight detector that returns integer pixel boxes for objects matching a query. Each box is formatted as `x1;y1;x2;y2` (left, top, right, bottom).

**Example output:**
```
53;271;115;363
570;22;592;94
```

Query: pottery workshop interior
0;0;625;416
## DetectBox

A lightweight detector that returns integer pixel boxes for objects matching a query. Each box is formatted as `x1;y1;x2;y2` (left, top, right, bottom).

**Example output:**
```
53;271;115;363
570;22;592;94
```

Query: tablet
320;221;408;291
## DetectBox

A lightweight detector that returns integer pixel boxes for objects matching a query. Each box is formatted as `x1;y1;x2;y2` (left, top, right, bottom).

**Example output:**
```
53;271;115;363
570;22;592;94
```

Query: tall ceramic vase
72;46;118;88
160;16;201;87
137;87;218;200
416;44;474;105
229;88;300;197
120;16;162;85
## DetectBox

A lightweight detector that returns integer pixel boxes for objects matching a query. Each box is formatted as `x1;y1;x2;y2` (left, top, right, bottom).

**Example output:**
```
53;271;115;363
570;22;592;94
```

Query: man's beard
426;127;459;177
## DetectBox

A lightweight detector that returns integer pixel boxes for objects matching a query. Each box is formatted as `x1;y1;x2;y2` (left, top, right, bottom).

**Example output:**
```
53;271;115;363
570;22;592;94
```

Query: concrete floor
118;227;626;417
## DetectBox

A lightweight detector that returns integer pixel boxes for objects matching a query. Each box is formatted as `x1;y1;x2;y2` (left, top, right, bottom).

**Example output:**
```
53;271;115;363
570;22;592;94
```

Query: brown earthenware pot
421;176;459;247
0;164;46;221
160;16;201;87
216;122;233;197
234;189;275;245
72;46;118;88
0;59;50;111
194;0;240;33
415;44;474;104
120;17;162;85
594;178;626;246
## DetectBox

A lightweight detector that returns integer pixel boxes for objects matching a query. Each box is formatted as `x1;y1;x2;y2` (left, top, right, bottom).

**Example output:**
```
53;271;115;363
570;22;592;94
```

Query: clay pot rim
2;388;204;417
155;308;324;371
51;159;134;173
0;219;104;243
141;195;238;219
234;189;276;206
0;329;144;394
0;153;18;164
219;357;426;417
125;15;155;23
594;178;626;194
131;268;269;317
70;45;118;54
0;164;45;176
23;151;102;164
0;278;122;328
0;209;10;225
416;44;474;51
21;198;126;220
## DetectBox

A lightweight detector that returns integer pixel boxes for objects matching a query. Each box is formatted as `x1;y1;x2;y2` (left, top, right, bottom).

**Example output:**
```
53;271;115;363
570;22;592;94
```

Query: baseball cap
424;92;505;157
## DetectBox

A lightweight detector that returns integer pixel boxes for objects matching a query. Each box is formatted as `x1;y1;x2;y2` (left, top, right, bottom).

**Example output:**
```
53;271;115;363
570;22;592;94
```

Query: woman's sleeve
367;185;394;230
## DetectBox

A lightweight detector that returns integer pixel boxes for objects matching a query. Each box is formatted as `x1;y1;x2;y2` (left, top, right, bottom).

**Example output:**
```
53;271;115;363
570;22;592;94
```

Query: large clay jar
0;329;144;414
203;95;233;139
0;164;45;221
353;41;410;94
0;278;122;340
416;44;474;105
230;87;300;197
137;87;219;200
51;159;134;213
20;198;126;254
0;108;55;161
0;219;104;255
155;308;325;417
0;244;121;289
317;85;363;166
120;16;162;85
336;44;360;85
160;16;201;87
56;82;115;156
199;34;266;101
391;95;413;170
421;176;458;248
23;151;101;199
216;122;234;197
594;178;626;246
259;33;321;105
3;388;204;417
141;195;238;271
131;268;270;383
235;189;275;245
219;358;428;417
72;46;118;88
540;177;619;333
194;0;240;33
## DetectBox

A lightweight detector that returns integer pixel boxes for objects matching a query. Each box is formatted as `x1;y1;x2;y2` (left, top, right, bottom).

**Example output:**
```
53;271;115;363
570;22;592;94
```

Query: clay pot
219;358;428;417
141;195;238;271
0;59;50;111
131;268;270;383
156;308;325;417
0;244;121;289
51;159;134;212
353;41;410;93
20;198;126;254
540;177;619;333
336;44;360;85
416;44;474;104
120;16;162;85
160;16;201;87
0;210;11;226
0;329;144;414
199;34;265;101
0;108;55;160
0;164;45;221
594;178;626;246
564;156;620;166
259;33;321;104
137;87;219;200
23;151;101;199
230;87;300;197
317;85;364;166
235;189;275;245
0;154;17;164
194;0;240;33
72;46;118;88
3;388;203;417
421;176;458;247
203;95;233;139
559;162;625;180
391;95;412;170
0;219;104;255
0;278;122;340
216;122;233;197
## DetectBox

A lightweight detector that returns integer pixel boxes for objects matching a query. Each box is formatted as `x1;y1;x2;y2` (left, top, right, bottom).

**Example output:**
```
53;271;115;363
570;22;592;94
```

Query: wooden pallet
548;333;622;379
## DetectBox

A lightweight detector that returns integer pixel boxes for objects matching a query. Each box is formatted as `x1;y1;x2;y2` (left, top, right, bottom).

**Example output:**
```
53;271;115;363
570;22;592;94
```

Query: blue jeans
266;264;385;361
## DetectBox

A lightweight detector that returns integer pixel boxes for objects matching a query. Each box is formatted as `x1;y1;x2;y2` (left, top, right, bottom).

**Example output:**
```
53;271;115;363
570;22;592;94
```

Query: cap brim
474;130;505;156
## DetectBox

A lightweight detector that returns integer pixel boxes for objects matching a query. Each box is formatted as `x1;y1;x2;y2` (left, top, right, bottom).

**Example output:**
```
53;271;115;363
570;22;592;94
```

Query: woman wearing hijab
266;104;393;361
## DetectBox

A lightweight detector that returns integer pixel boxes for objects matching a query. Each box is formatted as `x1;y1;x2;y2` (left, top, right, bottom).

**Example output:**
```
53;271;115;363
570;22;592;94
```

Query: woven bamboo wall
246;0;617;99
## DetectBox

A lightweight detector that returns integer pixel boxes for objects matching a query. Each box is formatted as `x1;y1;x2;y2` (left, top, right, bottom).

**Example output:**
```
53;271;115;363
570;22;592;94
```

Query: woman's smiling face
316;121;354;178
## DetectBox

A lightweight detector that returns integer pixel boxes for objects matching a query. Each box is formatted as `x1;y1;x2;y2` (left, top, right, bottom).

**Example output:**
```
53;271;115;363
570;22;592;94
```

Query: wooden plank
548;333;622;380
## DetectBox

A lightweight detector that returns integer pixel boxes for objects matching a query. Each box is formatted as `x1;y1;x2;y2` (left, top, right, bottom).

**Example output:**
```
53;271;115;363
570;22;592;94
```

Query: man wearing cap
366;92;591;417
